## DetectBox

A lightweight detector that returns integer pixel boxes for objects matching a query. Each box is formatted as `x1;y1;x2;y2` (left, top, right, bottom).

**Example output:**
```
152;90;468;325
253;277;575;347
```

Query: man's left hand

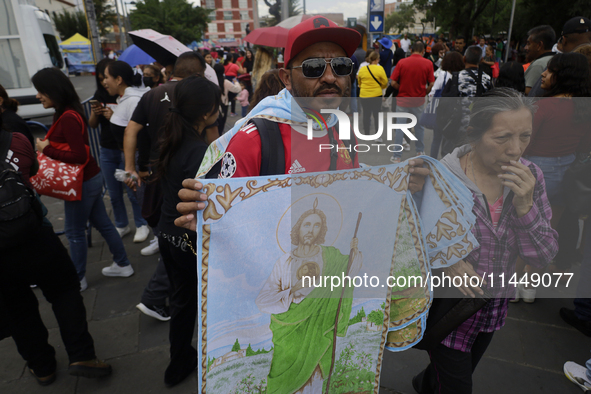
408;158;430;194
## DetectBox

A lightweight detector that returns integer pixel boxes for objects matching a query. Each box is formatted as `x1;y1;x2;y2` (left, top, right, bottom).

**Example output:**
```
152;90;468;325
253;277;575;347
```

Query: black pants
159;231;198;369
361;96;382;135
555;210;582;270
219;103;229;134
414;332;494;394
141;257;170;306
0;226;95;377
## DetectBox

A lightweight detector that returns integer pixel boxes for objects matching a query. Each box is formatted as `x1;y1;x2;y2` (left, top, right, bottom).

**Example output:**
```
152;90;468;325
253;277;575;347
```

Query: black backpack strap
466;69;484;97
251;118;285;176
0;131;13;160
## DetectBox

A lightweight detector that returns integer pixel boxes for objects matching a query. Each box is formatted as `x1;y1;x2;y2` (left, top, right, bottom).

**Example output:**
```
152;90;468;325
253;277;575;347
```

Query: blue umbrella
118;44;156;67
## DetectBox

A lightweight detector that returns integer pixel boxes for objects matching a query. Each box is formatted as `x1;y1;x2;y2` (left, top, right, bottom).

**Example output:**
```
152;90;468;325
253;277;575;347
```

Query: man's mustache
313;84;342;96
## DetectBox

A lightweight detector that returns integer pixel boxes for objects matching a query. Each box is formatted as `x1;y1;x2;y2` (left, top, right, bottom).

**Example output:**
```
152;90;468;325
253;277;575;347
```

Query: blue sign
368;12;384;33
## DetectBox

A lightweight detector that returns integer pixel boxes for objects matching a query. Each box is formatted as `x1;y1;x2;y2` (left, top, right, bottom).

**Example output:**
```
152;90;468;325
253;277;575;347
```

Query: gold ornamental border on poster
199;163;431;394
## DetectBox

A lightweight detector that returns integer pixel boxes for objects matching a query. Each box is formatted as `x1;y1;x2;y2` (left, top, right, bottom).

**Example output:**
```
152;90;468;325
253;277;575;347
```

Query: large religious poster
197;159;477;393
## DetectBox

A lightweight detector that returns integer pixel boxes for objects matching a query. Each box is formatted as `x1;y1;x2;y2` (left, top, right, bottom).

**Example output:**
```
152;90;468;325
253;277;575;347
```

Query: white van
1;0;68;119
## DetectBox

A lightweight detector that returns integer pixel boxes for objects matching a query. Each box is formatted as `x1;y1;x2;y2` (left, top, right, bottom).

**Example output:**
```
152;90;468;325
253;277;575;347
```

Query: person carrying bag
31;67;133;290
30;110;89;201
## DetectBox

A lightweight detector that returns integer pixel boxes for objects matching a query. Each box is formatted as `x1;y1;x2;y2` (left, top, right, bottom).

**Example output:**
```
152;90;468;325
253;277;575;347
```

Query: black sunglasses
290;57;353;78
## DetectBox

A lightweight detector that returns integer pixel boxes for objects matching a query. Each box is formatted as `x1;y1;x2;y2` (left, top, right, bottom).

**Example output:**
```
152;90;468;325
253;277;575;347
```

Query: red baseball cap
284;16;361;66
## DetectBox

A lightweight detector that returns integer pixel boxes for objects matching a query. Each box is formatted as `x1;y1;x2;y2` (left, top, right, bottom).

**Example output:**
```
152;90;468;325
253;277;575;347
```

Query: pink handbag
30;111;89;201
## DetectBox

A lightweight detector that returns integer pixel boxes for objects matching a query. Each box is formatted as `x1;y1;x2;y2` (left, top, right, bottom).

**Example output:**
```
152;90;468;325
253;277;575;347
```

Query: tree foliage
421;0;588;43
231;338;241;352
92;0;117;37
53;10;88;40
385;3;415;34
129;0;210;43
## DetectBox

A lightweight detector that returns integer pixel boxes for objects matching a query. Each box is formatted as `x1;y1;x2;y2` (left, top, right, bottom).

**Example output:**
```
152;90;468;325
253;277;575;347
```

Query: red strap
45;110;91;166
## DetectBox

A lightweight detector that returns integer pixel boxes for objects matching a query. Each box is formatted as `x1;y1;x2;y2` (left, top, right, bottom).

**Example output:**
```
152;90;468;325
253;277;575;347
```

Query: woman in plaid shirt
413;88;559;394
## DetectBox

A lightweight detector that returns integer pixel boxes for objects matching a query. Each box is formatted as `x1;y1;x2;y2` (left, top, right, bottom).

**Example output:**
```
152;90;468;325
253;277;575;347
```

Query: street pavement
2;105;590;393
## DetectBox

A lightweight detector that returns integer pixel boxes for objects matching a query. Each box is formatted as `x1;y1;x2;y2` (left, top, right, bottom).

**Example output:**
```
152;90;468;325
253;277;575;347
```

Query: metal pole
504;0;516;63
281;0;289;21
122;1;132;48
303;0;306;15
114;0;126;51
81;0;103;63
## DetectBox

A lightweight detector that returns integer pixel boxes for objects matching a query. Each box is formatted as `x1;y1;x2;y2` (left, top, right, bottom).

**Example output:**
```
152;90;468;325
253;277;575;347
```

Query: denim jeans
241;105;248;117
393;104;425;158
64;173;130;279
523;154;575;206
100;147;147;229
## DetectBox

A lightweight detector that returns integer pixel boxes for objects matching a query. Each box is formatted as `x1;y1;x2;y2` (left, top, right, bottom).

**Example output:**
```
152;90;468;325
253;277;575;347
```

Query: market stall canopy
59;33;94;73
129;29;191;66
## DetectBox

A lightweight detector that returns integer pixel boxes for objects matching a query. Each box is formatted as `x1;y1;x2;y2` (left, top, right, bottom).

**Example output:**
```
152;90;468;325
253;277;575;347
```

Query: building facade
201;0;254;44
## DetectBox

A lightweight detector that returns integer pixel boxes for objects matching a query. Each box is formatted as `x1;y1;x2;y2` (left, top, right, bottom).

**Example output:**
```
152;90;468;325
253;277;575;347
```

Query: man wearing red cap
215;15;363;178
172;15;433;392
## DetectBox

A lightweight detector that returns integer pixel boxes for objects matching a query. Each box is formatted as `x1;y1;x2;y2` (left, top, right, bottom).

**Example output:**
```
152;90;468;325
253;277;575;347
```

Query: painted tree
232;338;241;352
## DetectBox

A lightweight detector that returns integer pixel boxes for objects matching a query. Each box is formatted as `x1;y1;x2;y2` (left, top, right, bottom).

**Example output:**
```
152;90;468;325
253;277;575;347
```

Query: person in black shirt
0;84;34;149
153;76;220;388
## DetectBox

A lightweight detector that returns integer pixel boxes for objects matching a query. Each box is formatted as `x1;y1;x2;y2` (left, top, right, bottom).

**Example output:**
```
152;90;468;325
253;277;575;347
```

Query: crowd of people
0;12;590;394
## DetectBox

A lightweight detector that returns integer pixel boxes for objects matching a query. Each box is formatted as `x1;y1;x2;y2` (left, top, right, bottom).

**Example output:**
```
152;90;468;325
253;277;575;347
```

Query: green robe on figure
267;246;354;394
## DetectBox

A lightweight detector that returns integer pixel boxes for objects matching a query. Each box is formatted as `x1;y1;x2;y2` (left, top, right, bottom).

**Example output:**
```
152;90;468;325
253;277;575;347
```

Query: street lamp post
114;0;127;50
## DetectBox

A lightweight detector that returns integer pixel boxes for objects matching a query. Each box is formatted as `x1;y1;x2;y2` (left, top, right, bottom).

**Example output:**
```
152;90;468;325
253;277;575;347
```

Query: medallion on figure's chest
296;262;321;281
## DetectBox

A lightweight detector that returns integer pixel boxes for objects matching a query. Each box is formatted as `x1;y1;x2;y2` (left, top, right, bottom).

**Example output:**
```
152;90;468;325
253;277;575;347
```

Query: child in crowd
236;81;250;117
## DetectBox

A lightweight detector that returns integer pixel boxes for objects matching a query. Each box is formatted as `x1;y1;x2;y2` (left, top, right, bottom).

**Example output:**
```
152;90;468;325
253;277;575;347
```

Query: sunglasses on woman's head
290;57;353;78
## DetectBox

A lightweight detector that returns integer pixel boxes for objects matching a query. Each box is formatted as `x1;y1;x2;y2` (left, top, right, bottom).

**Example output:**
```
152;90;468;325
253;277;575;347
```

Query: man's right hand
175;179;209;231
125;169;141;190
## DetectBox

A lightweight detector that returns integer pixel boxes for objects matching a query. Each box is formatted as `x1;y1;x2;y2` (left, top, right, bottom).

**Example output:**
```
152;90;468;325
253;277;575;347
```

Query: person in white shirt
400;33;412;55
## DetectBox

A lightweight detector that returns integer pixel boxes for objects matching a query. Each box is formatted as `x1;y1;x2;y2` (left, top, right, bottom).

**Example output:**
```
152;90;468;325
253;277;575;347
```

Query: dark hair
106;61;137;87
154;76;220;182
573;44;591;69
0;84;19;112
465;45;482;65
412;41;425;53
544;52;591;98
431;43;445;55
172;52;206;79
527;25;556;51
465;88;535;144
94;58;116;102
495;61;525;93
213;63;225;90
31;67;86;123
440;51;464;72
248;69;284;111
456;35;465;41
